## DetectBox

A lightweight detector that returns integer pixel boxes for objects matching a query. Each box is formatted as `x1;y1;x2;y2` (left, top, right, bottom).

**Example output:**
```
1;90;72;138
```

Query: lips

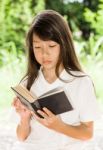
43;60;52;64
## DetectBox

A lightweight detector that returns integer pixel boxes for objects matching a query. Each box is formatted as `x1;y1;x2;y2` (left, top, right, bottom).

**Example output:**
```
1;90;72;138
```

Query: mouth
43;60;52;64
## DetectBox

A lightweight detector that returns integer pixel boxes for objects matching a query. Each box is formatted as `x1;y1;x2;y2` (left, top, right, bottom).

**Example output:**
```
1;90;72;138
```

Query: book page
12;85;38;103
39;87;63;98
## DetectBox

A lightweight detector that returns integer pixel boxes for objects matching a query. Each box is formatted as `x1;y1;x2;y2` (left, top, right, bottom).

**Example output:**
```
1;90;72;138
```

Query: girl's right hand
12;97;32;121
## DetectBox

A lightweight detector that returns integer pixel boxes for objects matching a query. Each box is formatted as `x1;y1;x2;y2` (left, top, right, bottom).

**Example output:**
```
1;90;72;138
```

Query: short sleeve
78;76;101;122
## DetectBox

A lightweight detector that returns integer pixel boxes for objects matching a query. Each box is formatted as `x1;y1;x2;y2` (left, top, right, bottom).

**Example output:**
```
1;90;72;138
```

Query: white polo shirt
12;68;100;150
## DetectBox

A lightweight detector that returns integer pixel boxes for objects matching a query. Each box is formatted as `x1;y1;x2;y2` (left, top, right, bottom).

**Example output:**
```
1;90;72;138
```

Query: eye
49;45;56;47
34;46;41;49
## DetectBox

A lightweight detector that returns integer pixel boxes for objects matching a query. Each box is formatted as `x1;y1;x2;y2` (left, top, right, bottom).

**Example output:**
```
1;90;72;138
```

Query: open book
11;85;73;118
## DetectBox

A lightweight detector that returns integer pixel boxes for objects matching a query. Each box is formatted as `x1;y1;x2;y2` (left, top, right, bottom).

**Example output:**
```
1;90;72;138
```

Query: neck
42;65;64;79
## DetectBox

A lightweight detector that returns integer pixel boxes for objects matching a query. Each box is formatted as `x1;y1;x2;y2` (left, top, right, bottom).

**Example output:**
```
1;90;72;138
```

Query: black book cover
32;91;73;115
11;86;73;118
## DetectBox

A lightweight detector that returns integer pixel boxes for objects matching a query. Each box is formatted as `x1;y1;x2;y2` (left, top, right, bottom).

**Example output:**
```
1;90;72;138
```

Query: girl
12;10;100;150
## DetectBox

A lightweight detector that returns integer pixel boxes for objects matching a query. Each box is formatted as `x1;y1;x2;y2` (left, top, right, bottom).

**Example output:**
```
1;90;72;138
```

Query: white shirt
12;68;100;150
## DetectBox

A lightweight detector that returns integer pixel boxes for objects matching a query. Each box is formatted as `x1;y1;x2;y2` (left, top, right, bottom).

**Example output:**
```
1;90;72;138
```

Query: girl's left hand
31;107;64;132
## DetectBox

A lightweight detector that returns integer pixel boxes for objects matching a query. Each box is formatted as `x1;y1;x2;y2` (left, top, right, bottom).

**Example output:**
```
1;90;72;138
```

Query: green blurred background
0;0;103;111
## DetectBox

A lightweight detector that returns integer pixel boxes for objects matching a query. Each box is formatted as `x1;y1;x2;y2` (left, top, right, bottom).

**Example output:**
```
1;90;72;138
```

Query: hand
31;107;64;132
12;97;32;121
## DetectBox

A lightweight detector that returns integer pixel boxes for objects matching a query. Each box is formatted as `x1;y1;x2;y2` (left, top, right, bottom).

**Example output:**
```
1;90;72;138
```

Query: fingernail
37;110;40;113
31;111;33;114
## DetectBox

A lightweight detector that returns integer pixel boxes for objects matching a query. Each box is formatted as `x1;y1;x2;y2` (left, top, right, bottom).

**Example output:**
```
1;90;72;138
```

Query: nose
42;43;50;55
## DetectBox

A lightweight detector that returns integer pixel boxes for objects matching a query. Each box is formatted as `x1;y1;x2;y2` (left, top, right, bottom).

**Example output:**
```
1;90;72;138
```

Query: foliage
0;0;45;67
0;0;103;109
84;0;103;36
76;34;103;64
0;55;26;109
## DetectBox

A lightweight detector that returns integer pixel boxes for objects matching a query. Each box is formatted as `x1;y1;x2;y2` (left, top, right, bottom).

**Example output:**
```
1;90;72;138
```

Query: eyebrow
33;40;57;44
33;40;41;43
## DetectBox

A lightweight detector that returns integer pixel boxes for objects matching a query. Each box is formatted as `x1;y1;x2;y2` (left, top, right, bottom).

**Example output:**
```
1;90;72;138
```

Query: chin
42;64;56;70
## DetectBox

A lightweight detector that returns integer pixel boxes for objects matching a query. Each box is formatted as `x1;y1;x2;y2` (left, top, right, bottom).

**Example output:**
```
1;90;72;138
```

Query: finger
17;98;22;104
23;107;31;113
43;107;54;117
12;97;18;106
20;103;27;109
31;111;45;121
31;111;50;126
37;110;48;119
17;100;28;110
15;104;21;110
14;101;24;110
32;112;41;120
16;99;25;109
13;98;20;107
15;108;21;113
13;97;18;101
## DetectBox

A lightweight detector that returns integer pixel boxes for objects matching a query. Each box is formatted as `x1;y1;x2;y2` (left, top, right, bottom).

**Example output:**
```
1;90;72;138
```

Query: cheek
52;48;60;58
34;52;42;61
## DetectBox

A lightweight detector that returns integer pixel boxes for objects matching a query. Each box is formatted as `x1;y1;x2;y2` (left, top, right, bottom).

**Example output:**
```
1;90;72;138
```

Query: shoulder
70;70;93;83
66;70;94;89
73;72;95;94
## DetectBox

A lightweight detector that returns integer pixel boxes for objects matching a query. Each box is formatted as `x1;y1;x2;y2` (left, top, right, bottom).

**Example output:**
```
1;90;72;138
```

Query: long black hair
23;10;86;90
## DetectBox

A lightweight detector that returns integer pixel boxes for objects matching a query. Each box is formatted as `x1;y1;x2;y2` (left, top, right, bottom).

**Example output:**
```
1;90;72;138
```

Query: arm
12;97;32;141
56;121;93;140
33;108;93;141
17;118;31;141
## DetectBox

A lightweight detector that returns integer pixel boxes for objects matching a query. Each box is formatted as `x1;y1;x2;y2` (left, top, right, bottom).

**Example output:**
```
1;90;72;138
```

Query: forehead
33;34;42;43
33;34;56;43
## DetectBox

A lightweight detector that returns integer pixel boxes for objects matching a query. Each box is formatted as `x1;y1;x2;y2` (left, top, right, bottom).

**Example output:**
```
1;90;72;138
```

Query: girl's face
33;34;61;70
